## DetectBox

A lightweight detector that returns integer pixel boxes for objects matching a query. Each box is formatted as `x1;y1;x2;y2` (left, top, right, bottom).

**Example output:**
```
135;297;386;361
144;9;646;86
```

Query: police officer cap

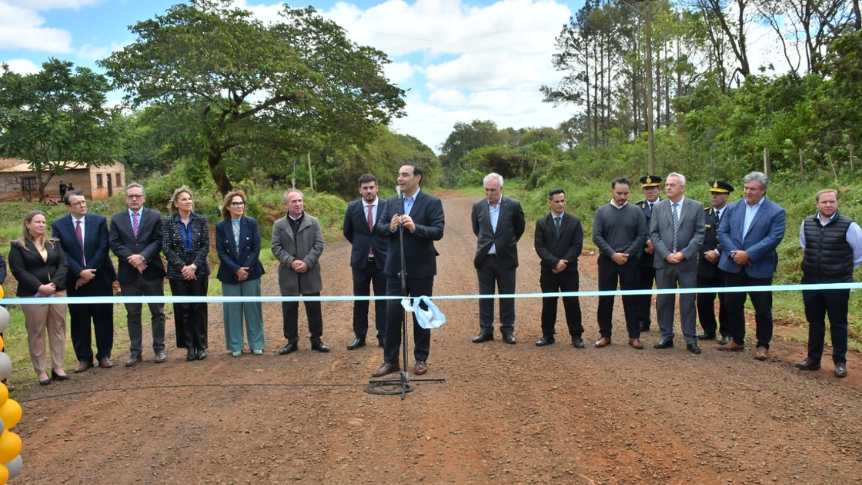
640;175;662;187
709;180;734;193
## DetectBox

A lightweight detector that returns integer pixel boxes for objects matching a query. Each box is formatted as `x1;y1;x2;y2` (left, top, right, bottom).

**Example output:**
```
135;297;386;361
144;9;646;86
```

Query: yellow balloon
0;401;20;430
0;432;20;463
0;285;5;299
0;335;4;351
0;385;7;409
0;463;8;484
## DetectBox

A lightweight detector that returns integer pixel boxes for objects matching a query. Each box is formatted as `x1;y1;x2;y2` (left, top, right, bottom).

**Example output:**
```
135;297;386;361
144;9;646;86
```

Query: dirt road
17;196;862;484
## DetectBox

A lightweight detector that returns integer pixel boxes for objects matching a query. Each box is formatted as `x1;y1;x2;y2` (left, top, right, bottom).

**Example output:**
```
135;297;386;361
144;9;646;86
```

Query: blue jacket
717;197;786;278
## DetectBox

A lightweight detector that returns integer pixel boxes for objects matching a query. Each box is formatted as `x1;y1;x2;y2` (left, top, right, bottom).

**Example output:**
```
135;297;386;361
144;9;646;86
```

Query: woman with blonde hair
162;186;211;361
8;210;70;385
216;190;265;356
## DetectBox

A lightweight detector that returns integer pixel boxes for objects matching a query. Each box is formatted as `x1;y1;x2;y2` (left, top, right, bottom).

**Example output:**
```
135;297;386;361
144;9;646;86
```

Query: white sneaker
232;350;242;357
252;349;263;355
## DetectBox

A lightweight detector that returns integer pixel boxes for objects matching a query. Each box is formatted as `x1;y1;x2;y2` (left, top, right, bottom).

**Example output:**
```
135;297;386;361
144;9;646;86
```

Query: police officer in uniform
696;180;733;344
634;175;662;332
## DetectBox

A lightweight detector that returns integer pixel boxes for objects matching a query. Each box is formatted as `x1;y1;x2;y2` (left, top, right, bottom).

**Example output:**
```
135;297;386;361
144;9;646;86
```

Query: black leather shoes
472;332;494;343
639;323;651;332
502;333;516;345
196;349;207;360
535;336;555;347
310;339;330;353
654;338;674;349
686;343;702;354
186;349;196;361
835;364;848;377
794;358;821;370
718;335;731;345
572;337;585;349
278;342;298;355
51;369;70;381
697;333;716;341
347;337;366;350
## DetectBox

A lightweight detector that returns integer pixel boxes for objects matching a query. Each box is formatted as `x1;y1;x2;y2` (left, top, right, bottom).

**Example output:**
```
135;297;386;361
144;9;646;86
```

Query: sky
0;0;789;153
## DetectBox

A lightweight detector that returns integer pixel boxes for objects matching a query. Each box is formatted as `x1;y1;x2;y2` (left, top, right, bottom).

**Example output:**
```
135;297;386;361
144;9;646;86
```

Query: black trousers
803;288;850;364
540;268;582;338
68;282;114;363
477;256;517;333
352;263;387;339
634;258;656;327
724;271;773;348
384;276;433;365
597;256;640;339
169;278;208;350
282;292;323;343
696;272;729;337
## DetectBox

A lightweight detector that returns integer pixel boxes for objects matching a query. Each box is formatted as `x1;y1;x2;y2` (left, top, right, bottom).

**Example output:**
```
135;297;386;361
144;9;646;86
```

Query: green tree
0;59;118;199
438;120;507;168
99;0;405;195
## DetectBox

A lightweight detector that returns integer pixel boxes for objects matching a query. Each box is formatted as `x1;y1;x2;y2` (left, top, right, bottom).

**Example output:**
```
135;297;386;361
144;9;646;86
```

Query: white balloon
4;454;22;479
0;354;10;381
0;307;9;333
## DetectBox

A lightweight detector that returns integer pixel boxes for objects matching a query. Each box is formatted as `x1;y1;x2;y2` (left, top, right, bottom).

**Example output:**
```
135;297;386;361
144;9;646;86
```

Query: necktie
672;204;680;252
367;205;374;257
554;216;561;236
75;219;85;266
715;209;721;221
132;211;139;238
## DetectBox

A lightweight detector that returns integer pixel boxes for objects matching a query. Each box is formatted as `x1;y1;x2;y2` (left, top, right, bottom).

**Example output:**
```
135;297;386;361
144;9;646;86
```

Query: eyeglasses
126;194;144;199
230;201;246;206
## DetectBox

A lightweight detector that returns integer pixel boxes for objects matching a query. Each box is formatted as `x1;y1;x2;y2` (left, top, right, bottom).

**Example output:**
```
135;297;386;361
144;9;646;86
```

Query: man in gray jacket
271;189;328;354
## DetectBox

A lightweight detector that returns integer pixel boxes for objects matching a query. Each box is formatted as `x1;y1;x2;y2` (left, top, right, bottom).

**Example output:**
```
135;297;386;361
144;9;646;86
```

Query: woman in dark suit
8;210;70;385
216;190;265;356
162;186;211;361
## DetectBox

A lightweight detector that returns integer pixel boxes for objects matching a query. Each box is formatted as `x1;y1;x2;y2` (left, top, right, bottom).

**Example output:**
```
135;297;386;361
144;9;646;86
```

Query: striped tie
132;211;139;238
672;204;679;252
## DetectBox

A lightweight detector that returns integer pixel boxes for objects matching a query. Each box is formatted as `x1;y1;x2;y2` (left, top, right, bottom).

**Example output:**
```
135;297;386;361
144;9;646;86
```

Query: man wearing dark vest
634;175;662;332
696;180;734;345
794;189;862;378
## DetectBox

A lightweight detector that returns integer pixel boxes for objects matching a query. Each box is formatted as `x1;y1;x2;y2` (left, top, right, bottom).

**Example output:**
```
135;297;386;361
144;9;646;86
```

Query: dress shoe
697;333;716;341
472;332;494;343
629;338;644;350
51;369;70;381
595;337;611;348
654;338;674;349
99;358;114;368
754;346;769;361
278;342;298;355
126;354;143;367
794;358;821;371
196;349;207;360
535;336;555;347
186;349;196;361
572;337;585;349
377;337;385;348
372;363;400;378
717;341;744;351
310;339;330;353
74;361;92;373
502;333;516;345
154;351;167;364
38;374;51;386
414;360;428;375
252;349;263;355
686;343;702;354
347;337;366;350
718;335;731;345
639;323;651;332
835;364;848;378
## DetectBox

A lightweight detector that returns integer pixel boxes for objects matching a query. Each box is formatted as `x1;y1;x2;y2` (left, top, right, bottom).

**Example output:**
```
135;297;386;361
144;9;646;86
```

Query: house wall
0;163;126;202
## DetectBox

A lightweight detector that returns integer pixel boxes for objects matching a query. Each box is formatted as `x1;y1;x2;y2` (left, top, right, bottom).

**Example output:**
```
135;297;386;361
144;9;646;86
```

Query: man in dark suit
696;180;734;345
471;172;525;344
343;174;388;350
649;173;705;354
634;175;662;332
717;171;786;360
372;162;444;378
109;183;167;366
535;188;584;348
52;189;118;372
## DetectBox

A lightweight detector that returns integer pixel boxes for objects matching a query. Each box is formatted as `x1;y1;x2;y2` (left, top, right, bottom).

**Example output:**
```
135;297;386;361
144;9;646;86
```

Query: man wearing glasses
109;183;168;366
52;189;118;372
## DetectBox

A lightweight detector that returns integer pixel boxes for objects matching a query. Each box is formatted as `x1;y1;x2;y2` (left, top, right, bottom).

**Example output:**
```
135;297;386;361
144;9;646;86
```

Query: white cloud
428;89;466;107
3;0;104;9
1;58;41;74
77;41;129;61
383;61;415;84
0;1;73;52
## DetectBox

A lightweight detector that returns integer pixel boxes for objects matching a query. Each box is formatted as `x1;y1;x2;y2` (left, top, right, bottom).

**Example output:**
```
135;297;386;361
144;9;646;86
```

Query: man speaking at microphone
372;163;445;378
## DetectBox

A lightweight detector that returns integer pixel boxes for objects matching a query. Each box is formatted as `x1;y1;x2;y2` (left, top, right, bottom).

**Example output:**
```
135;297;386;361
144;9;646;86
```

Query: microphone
395;186;403;215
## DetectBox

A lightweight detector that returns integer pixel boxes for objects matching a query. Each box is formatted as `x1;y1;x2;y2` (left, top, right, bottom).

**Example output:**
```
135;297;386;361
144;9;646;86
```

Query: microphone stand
367;187;445;399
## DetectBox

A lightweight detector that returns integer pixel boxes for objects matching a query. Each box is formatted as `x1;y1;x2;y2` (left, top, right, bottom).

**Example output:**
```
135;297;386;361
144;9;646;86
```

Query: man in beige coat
271;189;328;355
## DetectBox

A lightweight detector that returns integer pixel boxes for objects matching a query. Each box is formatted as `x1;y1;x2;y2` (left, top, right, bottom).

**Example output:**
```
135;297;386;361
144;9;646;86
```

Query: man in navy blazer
109;183;168;366
52;190;118;372
371;163;444;378
343;174;388;350
471;172;525;344
717;171;786;360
